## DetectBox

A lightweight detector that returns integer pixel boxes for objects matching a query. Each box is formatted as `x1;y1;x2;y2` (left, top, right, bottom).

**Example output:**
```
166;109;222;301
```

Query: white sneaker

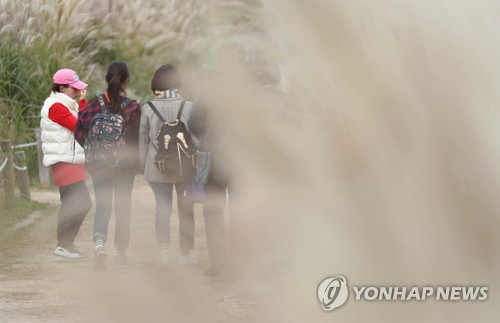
179;255;199;266
159;246;169;267
54;246;86;262
94;243;107;271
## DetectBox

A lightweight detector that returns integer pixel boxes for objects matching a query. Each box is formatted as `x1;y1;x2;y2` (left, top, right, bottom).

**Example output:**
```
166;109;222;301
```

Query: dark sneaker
204;265;223;277
93;244;107;271
113;254;129;266
54;246;87;262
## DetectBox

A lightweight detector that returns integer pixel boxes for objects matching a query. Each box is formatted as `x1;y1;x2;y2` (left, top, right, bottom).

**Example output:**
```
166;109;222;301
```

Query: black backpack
147;101;196;181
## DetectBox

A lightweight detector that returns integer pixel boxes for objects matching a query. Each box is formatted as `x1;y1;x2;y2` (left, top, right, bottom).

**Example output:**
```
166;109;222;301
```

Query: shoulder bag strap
176;100;186;121
147;102;166;123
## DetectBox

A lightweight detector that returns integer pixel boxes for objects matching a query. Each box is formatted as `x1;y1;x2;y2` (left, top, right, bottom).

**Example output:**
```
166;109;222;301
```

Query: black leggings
57;180;92;248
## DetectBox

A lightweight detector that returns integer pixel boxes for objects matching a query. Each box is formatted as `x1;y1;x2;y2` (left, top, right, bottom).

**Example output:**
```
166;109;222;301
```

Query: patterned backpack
84;94;130;167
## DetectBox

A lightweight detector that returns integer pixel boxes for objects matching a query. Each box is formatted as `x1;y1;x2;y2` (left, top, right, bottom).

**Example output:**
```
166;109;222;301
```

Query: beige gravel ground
0;176;274;323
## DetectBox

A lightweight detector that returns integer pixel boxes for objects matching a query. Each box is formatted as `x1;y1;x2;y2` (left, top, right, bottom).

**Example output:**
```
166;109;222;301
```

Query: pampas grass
0;0;266;139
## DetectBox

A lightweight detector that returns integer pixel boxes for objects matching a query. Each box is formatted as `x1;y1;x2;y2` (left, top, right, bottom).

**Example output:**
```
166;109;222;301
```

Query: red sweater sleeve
48;103;77;132
78;99;87;111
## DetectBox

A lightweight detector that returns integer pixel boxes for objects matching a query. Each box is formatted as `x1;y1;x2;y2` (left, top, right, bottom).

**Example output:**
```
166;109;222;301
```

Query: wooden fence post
36;129;50;188
15;150;31;200
1;140;15;208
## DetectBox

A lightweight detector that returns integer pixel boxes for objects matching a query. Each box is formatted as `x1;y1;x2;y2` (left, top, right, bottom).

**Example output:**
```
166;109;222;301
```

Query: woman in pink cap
40;68;92;262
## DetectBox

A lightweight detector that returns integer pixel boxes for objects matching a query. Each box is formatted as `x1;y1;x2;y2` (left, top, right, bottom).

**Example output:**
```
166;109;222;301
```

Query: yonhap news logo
317;276;349;311
317;275;488;312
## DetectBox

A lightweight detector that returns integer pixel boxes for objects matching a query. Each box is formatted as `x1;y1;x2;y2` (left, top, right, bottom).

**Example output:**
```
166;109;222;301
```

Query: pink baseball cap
52;69;88;90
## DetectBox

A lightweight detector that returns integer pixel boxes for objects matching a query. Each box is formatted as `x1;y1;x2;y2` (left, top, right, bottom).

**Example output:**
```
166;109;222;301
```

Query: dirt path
0;176;260;323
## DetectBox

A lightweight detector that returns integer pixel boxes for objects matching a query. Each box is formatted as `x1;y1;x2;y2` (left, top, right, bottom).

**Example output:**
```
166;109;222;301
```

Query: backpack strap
97;94;107;113
147;100;185;122
147;102;166;123
176;100;186;121
121;98;133;109
98;94;133;113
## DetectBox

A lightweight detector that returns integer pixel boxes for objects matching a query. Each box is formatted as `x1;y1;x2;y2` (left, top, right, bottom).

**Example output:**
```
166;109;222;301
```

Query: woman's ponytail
105;61;130;113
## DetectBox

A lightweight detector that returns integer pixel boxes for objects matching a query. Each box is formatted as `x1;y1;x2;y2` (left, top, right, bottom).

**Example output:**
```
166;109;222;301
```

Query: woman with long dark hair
75;61;141;270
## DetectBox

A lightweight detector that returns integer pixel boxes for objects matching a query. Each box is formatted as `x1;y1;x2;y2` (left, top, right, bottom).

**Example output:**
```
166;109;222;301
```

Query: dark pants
92;173;135;250
203;170;227;267
57;180;92;248
150;181;195;252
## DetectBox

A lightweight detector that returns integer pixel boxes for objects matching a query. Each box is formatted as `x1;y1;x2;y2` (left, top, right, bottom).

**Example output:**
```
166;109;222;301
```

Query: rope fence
0;98;46;207
1;140;32;206
0;157;28;172
12;162;28;172
0;157;8;173
13;142;38;149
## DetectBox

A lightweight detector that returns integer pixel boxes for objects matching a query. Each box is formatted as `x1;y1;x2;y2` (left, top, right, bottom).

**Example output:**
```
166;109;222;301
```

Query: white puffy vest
40;92;85;166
